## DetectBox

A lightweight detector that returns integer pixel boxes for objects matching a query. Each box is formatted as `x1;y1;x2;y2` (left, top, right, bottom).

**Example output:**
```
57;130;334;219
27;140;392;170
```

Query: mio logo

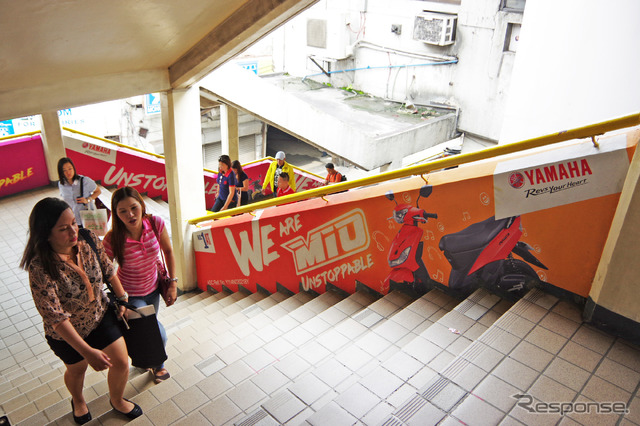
282;209;370;275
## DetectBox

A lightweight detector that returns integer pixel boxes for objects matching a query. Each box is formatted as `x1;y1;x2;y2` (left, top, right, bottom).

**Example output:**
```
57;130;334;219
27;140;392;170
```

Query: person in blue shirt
231;160;250;207
211;155;237;212
57;157;102;227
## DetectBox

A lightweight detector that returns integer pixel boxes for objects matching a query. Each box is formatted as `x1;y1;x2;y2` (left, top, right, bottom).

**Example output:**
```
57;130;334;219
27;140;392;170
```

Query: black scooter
438;215;548;298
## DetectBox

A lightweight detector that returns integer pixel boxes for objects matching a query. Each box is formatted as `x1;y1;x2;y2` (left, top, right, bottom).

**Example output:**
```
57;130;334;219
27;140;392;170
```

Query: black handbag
80;228;167;368
119;307;168;369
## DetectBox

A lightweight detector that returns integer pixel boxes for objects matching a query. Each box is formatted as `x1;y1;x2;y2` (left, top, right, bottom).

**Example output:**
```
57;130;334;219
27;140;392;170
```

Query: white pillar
39;111;66;183
259;122;267;159
161;87;205;292
220;104;239;160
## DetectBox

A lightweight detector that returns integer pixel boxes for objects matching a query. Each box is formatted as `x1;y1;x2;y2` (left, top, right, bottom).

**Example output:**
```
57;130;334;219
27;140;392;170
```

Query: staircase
2;187;639;426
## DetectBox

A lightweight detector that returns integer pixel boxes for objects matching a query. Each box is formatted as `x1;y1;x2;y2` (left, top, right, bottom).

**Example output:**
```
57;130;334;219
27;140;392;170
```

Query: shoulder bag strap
149;216;168;272
79;228;112;292
78;228;136;312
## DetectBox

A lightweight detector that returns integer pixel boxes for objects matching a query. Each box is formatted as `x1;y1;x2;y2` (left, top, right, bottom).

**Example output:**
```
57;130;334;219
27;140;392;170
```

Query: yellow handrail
63;127;325;179
0;130;42;142
188;112;640;225
203;157;324;179
62;127;166;159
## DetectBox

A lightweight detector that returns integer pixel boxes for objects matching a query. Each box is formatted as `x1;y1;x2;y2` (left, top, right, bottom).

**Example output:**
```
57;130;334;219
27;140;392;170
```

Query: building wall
500;0;640;143
273;0;522;142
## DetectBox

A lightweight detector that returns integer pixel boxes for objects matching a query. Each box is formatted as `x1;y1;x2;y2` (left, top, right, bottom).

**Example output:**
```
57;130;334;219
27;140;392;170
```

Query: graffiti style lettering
279;214;302;237
103;165;168;192
301;254;374;291
282;209;370;275
204;181;219;195
0;167;34;190
224;221;279;276
295;175;324;192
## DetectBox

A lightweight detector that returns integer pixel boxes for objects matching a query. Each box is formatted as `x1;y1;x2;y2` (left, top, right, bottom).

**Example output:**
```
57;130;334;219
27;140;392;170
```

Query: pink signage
0;135;49;198
203;159;324;208
65;137;324;206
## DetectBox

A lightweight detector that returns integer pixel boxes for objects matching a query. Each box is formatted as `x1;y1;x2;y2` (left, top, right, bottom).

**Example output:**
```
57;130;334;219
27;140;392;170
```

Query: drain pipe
302;59;458;82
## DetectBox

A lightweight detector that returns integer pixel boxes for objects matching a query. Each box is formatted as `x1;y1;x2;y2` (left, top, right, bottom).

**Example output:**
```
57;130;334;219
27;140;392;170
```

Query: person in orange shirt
324;163;343;185
276;172;295;197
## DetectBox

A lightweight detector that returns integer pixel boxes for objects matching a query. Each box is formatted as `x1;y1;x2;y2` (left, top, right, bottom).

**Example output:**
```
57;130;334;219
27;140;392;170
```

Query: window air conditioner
413;12;457;46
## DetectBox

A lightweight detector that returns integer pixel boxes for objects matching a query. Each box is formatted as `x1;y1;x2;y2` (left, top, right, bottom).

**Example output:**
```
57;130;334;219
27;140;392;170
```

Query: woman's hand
84;348;112;371
117;304;127;318
165;283;178;307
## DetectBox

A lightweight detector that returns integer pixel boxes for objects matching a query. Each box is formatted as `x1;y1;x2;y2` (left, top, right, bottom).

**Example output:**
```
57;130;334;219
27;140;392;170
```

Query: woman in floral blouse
21;197;142;424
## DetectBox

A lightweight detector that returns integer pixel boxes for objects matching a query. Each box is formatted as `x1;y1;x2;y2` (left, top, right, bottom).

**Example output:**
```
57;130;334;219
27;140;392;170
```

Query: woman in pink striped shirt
103;187;177;383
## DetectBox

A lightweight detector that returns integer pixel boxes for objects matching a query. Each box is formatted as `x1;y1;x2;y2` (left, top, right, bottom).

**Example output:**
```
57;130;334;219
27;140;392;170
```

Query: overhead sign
145;93;161;115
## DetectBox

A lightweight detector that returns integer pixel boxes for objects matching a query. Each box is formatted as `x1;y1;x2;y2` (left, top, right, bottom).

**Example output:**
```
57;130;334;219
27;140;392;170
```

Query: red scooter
384;185;438;294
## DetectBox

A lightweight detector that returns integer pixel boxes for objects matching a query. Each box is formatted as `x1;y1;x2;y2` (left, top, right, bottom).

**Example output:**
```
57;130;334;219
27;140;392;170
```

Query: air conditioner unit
413;12;457;46
306;14;349;60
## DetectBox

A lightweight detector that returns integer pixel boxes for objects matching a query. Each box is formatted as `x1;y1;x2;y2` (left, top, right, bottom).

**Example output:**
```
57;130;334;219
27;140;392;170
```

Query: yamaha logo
509;172;525;189
81;141;111;155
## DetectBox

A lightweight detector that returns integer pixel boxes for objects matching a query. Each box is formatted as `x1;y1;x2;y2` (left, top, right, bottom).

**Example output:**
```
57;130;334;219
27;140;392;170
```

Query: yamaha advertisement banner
194;130;638;299
63;135;323;206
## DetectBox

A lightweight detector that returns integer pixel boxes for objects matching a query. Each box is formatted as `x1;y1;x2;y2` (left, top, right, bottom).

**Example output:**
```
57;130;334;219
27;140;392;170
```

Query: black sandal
71;400;91;425
152;367;171;383
110;398;143;420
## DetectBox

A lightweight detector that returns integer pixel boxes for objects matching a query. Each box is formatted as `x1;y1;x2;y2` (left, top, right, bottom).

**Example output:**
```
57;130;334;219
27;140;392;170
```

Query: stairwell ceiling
0;0;317;121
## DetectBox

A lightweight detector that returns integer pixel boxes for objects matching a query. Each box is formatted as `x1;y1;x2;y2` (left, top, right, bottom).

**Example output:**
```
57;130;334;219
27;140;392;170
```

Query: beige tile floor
1;186;640;426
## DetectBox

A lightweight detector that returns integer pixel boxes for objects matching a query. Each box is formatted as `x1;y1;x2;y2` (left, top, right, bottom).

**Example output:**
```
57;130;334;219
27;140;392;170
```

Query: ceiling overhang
0;0;317;122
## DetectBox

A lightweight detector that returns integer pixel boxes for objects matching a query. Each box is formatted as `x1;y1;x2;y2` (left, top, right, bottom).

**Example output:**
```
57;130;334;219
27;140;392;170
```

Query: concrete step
5;290;250;425
0;290;207;395
236;288;505;425
303;288;509;425
80;289;351;425
380;288;588;425
34;290;308;425
144;289;430;425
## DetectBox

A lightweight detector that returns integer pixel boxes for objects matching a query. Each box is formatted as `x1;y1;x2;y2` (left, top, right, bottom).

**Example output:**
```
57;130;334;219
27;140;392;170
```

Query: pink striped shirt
103;216;165;297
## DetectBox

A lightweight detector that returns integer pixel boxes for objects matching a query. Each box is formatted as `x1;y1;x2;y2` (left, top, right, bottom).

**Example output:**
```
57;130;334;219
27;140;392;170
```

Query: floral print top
28;231;115;340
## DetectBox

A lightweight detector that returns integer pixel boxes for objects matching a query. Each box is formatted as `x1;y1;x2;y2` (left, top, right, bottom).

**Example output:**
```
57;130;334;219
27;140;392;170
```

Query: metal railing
0;130;42;141
188;112;640;225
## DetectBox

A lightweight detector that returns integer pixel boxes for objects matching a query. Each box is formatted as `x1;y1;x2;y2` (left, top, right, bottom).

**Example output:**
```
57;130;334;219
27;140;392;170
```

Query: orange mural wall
193;132;637;299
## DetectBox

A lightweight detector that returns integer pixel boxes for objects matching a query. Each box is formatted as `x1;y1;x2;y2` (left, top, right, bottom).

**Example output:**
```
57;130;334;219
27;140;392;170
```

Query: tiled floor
1;186;640;426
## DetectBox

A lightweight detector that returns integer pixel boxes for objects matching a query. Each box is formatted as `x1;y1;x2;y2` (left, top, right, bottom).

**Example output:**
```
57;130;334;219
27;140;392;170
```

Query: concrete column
254;133;262;161
220;103;239;160
39;112;66;183
260;122;268;158
161;87;206;292
589;130;640;323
